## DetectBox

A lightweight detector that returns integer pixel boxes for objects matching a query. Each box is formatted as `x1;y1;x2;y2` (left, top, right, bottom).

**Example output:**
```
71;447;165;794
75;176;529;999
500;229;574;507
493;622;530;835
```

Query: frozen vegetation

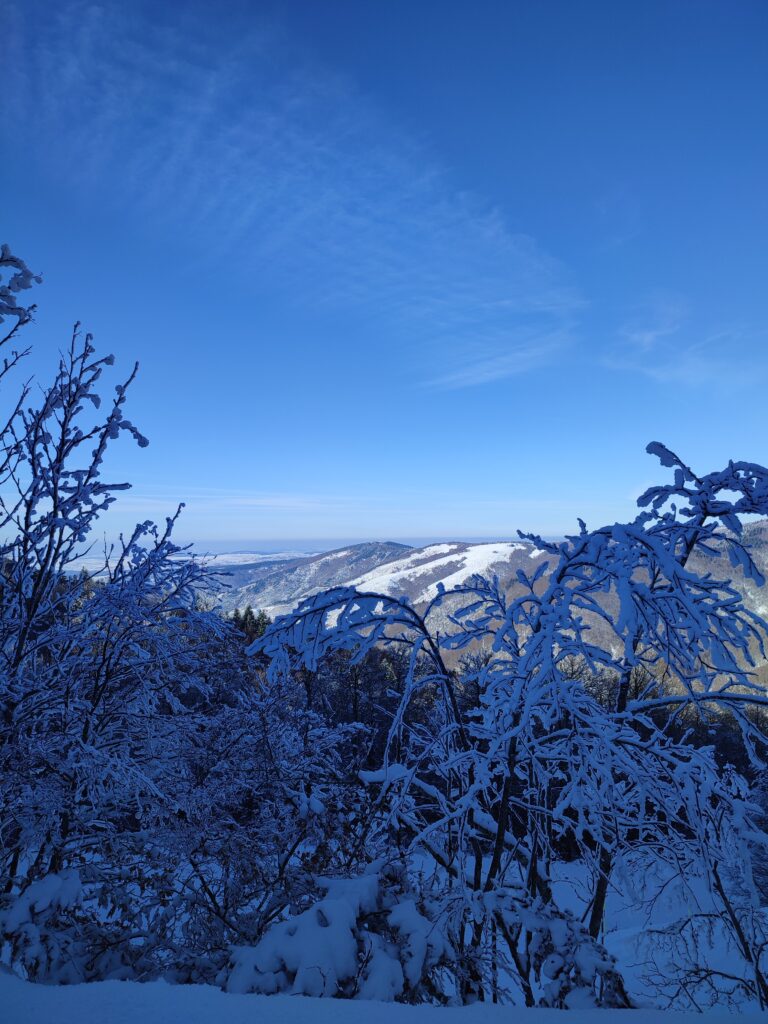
3;243;768;1018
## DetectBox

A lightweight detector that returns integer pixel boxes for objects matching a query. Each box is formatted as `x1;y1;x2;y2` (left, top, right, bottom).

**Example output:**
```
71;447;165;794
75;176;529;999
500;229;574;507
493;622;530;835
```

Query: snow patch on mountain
350;542;527;603
417;542;527;601
348;544;462;593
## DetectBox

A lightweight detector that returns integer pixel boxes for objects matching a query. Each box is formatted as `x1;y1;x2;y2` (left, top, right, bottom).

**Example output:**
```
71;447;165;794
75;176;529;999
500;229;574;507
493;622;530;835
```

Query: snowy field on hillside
2;971;762;1024
349;541;530;601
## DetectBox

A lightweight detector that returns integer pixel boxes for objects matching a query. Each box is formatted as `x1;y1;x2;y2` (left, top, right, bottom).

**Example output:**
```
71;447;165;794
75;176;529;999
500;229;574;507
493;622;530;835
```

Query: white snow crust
0;971;753;1024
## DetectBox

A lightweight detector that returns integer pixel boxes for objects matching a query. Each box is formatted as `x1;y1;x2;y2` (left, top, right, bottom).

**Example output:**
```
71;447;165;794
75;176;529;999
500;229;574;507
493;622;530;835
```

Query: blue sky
2;0;766;548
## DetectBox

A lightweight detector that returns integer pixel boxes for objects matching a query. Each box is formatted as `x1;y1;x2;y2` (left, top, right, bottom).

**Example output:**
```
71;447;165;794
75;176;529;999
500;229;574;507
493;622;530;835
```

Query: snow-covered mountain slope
71;519;768;626
214;542;413;615
349;541;534;603
74;540;538;617
214;539;549;616
213;520;768;621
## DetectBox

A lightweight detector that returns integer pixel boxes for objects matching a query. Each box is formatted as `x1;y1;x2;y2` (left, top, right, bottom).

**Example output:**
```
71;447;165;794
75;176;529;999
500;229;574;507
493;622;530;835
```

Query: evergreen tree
232;605;271;643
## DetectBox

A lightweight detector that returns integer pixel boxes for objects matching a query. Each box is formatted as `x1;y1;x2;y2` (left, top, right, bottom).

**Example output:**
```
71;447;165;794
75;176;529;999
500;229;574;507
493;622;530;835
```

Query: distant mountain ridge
214;541;411;615
214;539;546;616
213;519;768;622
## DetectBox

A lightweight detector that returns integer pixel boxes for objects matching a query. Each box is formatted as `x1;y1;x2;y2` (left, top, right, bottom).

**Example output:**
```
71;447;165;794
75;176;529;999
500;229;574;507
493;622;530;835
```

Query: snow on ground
350;543;527;602
1;972;756;1024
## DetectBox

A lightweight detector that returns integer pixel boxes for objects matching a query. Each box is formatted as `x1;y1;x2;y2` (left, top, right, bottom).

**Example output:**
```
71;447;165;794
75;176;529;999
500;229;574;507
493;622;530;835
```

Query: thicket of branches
2;243;768;1010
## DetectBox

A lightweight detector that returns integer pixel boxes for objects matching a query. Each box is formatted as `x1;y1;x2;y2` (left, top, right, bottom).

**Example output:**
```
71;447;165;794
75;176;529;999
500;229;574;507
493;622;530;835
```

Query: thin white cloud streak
602;292;763;388
424;330;569;389
606;320;764;388
619;297;687;352
4;0;580;389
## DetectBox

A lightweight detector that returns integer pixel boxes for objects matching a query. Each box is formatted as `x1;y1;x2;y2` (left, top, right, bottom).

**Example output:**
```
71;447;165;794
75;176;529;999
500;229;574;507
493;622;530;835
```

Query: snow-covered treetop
0;242;42;330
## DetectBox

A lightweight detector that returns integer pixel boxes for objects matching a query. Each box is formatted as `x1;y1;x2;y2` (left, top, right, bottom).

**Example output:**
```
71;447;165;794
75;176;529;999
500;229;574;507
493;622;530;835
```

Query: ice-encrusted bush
225;866;452;1002
224;865;627;1007
0;245;364;985
1;872;83;983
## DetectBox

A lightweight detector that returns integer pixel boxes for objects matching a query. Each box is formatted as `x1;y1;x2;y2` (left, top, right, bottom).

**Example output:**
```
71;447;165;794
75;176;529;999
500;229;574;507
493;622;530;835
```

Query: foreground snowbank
0;972;761;1024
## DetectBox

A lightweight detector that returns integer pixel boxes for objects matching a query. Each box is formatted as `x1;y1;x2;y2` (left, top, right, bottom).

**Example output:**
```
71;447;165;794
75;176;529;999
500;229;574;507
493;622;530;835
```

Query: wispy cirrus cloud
3;0;580;389
605;294;764;389
424;328;569;389
618;295;688;352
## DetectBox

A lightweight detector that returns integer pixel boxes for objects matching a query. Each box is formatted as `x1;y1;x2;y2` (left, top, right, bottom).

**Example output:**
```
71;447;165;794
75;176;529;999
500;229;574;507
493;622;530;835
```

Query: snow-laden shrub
0;245;365;986
1;872;83;983
223;864;627;1007
516;902;626;1009
224;865;451;1002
